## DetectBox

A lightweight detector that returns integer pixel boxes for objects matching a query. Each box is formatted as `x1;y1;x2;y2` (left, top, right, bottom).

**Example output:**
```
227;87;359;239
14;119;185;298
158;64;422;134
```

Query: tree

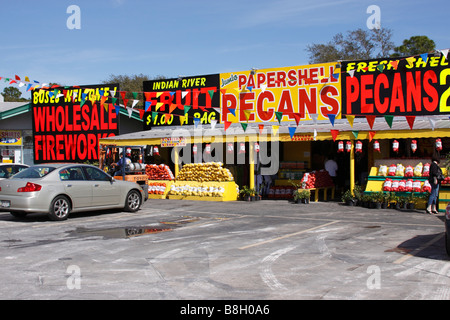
1;86;29;102
306;27;395;63
101;73;166;108
391;35;436;57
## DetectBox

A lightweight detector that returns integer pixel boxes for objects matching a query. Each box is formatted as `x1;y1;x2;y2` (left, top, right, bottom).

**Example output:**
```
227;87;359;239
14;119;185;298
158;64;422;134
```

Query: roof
0;102;31;120
100;114;450;145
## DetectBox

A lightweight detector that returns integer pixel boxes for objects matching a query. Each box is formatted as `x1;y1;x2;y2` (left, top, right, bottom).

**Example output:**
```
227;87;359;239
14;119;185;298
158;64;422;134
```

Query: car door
59;166;92;209
83;166;120;206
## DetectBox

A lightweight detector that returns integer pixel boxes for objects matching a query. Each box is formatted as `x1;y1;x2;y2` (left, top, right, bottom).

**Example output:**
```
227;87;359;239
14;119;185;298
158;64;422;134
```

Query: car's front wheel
48;195;71;221
124;190;141;212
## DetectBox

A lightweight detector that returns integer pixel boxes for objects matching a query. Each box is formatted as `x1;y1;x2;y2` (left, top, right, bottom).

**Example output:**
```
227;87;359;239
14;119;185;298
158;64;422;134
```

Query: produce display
169;184;226;197
177;162;233;182
300;170;334;189
147;182;168;195
382;178;430;192
145;164;175;180
378;163;430;177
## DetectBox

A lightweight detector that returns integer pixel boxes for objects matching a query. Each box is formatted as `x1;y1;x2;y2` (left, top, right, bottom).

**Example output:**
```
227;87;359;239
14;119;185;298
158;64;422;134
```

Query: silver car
0;163;29;180
0;163;146;221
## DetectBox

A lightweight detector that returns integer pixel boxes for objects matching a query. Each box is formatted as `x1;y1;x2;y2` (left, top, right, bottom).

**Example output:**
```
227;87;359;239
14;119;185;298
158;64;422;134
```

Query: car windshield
13;166;56;179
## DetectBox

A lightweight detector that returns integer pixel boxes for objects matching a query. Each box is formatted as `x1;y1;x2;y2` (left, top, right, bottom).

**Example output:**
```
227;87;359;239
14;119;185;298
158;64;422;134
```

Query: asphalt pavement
0;198;449;302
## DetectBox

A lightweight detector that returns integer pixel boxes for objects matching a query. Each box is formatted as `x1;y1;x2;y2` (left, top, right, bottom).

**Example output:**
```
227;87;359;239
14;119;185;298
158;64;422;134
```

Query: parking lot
0;198;449;301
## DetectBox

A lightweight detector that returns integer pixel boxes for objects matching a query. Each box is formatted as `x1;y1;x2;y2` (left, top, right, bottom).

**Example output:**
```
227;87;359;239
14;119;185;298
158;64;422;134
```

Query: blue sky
0;0;448;99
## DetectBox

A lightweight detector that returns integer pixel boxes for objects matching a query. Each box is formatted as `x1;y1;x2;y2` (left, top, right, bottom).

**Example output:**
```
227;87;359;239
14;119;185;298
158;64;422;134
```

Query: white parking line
239;220;340;250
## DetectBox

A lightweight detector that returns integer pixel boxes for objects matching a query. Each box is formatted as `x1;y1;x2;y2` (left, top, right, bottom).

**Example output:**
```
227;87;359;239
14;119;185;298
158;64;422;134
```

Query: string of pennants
3;49;449;141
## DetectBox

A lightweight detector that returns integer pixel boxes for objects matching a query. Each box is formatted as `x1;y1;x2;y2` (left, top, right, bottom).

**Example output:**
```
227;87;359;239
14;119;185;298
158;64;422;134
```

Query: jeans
428;184;439;206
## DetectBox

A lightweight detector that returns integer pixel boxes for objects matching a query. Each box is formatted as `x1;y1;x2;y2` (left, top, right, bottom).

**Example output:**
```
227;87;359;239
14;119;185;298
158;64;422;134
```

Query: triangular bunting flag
241;123;248;132
258;124;264;134
366;115;376;129
243;109;252;122
330;129;339;142
210;119;217;129
164;113;171;124
122;98;129;107
429;118;436;131
208;90;215;99
169;103;177;114
229;108;236;117
132;99;139;108
352;131;359;139
184;105;191;115
346;115;355;127
145;101;152;112
328;113;336;127
288;127;296;140
376;64;385;72
15;75;20;81
246;86;253;92
441;49;449;60
272;125;279;136
348;70;356;78
384;115;394;128
132;92;138;99
406;115;415;130
114;105;120;115
275;111;283;124
194;117;201;128
139;109;144;120
127;107;133;118
420;53;428;63
179;115;186;126
220;89;227;95
390;60;399;70
224;121;232;131
110;90;116;97
155;102;163;111
293;113;302;126
260;84;267;92
368;131;376;142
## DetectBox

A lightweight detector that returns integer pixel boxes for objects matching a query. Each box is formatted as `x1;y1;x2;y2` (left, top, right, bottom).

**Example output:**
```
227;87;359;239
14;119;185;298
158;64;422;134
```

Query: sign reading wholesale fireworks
341;55;450;116
142;74;220;129
32;83;120;163
220;62;342;124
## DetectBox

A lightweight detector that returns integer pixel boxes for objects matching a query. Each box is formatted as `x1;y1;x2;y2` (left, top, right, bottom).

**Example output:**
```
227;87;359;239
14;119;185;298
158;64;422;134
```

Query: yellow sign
161;137;187;148
219;62;342;124
0;130;22;146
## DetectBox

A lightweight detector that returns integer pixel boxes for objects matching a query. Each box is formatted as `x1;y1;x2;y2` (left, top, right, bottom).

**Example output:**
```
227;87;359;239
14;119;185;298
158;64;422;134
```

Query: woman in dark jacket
427;155;442;214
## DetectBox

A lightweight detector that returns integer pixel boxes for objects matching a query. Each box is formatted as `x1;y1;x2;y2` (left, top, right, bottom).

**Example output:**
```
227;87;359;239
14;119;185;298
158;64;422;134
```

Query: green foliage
391;35;436;57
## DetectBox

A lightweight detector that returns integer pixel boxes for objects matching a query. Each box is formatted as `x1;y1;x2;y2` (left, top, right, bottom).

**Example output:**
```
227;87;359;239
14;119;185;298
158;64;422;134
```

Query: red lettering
345;76;360;114
277;90;294;119
287;70;297;87
73;105;82;131
257;91;275;121
299;87;317;115
34;135;43;161
257;73;266;88
320;86;339;116
360;75;374;113
423;70;438;112
87;133;97;160
81;104;90;131
55;134;64;161
108;105;118;130
297;69;308;85
267;72;276;87
65;105;73;131
46;135;55;161
55;106;64;132
247;75;255;88
90;104;100;131
238;75;247;89
77;134;87;160
406;71;422;112
222;94;237;122
389;73;405;113
374;73;389;113
276;71;287;87
239;92;255;122
64;134;77;160
33;107;46;133
45;106;56;131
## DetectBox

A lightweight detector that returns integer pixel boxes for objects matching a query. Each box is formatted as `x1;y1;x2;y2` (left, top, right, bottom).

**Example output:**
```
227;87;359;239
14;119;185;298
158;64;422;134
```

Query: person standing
427;155;443;214
325;156;338;187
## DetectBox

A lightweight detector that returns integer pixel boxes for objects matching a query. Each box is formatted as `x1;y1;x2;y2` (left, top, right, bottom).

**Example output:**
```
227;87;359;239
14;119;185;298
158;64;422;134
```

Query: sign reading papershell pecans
220;62;342;124
341;55;450;116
